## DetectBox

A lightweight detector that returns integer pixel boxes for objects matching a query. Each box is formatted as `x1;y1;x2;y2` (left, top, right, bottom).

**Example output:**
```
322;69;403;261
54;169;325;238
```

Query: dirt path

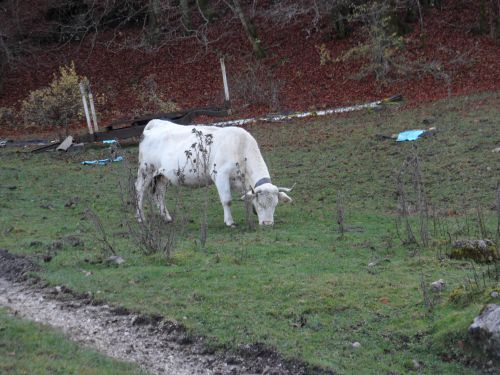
0;277;245;375
0;249;328;375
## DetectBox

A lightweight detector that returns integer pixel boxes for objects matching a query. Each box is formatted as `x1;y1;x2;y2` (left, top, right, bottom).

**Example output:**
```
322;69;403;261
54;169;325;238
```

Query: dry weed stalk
84;208;117;257
236;158;256;231
118;148;186;260
336;192;345;239
395;147;430;248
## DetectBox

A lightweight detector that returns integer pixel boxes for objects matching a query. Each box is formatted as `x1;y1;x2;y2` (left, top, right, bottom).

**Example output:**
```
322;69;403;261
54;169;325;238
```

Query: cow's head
241;183;294;226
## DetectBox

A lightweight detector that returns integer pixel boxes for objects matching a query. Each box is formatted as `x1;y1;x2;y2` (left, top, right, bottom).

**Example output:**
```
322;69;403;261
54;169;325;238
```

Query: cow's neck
254;177;272;188
244;155;271;189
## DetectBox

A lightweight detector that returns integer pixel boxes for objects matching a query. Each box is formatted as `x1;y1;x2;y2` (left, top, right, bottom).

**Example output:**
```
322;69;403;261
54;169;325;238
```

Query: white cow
135;120;294;226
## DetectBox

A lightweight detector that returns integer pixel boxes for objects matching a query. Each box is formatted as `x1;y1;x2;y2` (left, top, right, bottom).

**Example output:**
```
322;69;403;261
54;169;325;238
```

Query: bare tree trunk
330;2;350;39
180;0;193;31
489;0;500;38
480;0;488;34
0;37;7;94
147;0;162;44
230;0;265;58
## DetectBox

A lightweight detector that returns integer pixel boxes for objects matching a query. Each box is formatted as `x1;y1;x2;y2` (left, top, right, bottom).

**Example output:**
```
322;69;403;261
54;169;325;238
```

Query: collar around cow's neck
254;177;272;189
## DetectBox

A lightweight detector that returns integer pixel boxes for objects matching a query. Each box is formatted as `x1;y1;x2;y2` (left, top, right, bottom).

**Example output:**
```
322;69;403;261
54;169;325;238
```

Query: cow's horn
278;183;296;193
241;185;256;201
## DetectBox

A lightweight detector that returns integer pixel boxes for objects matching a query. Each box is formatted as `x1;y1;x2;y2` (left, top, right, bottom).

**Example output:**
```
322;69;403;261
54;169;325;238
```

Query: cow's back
139;120;266;185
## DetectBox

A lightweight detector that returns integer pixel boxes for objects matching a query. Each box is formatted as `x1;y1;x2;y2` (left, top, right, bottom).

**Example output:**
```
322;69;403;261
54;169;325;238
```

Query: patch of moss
449;239;499;263
449;284;500;306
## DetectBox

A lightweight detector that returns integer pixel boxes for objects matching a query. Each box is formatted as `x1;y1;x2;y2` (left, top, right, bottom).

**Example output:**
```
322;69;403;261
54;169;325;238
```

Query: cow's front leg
214;174;235;227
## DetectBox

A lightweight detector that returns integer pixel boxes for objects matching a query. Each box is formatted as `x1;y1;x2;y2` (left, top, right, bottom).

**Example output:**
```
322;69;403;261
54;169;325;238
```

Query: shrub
134;75;179;115
229;60;280;111
335;1;406;82
20;62;86;134
316;43;332;65
0;107;15;127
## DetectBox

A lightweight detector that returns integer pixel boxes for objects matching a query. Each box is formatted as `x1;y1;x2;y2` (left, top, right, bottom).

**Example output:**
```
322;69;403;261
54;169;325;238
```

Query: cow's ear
278;192;292;203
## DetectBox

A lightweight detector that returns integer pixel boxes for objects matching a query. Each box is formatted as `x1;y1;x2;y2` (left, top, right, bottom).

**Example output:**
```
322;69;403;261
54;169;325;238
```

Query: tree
479;0;500;38
226;0;266;58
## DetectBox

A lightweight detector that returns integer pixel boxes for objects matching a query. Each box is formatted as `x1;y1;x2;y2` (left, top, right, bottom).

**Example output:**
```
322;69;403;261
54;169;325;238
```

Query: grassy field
0;309;144;375
1;92;499;374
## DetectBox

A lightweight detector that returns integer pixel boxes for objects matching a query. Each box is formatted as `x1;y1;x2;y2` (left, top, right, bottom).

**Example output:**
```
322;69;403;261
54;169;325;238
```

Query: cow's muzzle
260;221;274;226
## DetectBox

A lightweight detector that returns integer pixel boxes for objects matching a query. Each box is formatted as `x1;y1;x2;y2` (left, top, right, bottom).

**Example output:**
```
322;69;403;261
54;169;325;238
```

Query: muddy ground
0;249;332;375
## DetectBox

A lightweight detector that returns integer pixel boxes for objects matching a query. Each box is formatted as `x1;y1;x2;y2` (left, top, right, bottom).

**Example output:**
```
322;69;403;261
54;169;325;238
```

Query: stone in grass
468;304;500;359
105;255;125;266
430;279;445;292
62;235;84;247
351;341;361;349
64;196;80;208
412;359;422;370
449;239;498;263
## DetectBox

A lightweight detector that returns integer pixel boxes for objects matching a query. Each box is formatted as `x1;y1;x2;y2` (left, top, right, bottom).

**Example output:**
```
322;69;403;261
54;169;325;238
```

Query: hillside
0;0;499;137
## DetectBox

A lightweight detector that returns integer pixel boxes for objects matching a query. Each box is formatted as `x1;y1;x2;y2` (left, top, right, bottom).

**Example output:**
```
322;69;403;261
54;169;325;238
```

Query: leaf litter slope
0;1;499;139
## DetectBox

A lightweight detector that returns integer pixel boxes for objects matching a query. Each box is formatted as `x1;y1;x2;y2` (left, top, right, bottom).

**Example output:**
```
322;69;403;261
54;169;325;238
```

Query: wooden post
220;57;231;113
79;82;93;135
87;88;99;133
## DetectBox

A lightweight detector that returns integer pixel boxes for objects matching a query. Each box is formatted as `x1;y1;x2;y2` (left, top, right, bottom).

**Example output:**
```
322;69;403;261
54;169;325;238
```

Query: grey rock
352;341;361;348
106;255;125;266
65;196;80;208
430;279;445;292
63;235;84;247
468;304;500;358
453;239;494;251
412;359;422;370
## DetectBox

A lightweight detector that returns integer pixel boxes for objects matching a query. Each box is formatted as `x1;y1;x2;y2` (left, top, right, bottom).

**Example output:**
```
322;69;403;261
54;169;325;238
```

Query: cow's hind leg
152;175;172;223
135;166;153;222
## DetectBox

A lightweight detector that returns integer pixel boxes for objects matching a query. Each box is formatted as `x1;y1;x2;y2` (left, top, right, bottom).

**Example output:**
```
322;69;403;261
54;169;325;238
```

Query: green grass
1;92;499;374
0;309;144;375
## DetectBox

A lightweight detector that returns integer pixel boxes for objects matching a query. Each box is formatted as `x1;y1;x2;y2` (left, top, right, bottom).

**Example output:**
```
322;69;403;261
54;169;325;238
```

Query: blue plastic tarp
81;156;124;165
396;130;425;142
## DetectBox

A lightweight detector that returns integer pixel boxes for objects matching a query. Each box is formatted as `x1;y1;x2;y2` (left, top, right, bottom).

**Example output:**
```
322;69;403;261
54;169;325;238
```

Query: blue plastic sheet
102;139;118;144
81;156;124;165
396;130;425;142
